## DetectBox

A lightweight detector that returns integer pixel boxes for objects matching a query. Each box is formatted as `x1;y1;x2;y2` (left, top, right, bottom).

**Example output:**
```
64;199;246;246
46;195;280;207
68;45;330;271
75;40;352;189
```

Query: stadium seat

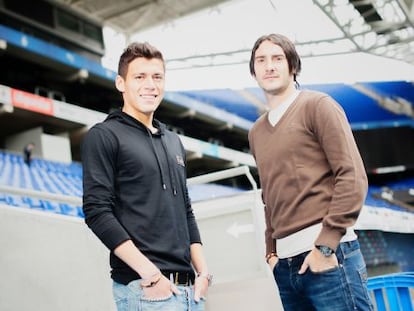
367;272;414;311
59;203;83;218
23;196;44;210
0;193;22;207
42;200;62;214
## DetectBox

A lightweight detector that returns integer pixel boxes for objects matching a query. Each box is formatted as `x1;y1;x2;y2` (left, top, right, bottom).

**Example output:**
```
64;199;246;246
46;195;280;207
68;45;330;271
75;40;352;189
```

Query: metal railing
187;165;257;191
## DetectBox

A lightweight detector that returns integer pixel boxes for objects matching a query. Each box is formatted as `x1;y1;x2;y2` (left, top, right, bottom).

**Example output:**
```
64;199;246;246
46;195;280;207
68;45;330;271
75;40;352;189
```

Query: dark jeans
273;240;374;311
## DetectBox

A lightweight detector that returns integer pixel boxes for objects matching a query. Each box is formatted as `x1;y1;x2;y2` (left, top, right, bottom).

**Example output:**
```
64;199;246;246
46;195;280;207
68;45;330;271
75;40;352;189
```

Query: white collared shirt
268;90;300;126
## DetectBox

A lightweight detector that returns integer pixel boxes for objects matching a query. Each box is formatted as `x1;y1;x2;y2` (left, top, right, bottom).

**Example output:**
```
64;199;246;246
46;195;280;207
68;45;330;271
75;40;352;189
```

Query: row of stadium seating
358;229;414;272
358;230;390;266
0;193;83;217
0;150;244;216
1;149;413;218
0;151;82;196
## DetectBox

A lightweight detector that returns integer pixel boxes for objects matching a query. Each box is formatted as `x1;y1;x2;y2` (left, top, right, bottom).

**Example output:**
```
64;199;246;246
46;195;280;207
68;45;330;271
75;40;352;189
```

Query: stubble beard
263;83;288;97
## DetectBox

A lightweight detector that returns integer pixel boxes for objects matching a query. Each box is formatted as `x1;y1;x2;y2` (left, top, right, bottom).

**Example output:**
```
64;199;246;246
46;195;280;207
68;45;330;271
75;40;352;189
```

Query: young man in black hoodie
82;42;210;310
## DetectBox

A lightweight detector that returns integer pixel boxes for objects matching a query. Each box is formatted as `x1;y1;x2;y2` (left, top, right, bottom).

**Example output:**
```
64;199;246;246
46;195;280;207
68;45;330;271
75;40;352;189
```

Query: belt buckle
173;272;189;286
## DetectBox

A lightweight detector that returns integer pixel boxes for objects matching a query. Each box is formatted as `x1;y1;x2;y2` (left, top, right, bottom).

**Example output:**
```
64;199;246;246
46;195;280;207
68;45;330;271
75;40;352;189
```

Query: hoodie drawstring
160;137;178;196
147;129;167;190
147;128;178;195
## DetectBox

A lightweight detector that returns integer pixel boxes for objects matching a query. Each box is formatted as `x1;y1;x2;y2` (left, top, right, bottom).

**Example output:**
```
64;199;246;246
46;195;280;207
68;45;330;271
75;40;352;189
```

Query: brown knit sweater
248;90;368;255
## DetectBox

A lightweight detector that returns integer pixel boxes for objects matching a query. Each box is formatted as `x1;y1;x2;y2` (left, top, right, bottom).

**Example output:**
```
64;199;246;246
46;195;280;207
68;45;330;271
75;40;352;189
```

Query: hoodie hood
105;109;167;134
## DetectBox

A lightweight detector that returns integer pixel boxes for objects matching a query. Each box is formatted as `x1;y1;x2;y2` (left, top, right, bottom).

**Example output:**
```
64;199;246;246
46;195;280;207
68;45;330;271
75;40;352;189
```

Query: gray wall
0;190;283;310
5;127;72;163
0;205;114;311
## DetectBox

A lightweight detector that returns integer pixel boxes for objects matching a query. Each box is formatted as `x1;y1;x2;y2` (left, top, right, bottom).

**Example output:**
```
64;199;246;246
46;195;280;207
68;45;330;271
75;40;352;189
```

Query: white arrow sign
227;222;254;238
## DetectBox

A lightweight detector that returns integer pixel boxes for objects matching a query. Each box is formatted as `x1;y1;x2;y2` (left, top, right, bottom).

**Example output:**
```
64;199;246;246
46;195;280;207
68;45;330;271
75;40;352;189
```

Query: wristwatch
197;272;213;287
315;245;334;257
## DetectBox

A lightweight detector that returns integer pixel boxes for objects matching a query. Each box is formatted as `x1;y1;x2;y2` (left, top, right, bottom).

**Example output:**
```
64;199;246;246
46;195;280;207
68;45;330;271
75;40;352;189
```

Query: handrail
187;165;257;191
0;184;82;205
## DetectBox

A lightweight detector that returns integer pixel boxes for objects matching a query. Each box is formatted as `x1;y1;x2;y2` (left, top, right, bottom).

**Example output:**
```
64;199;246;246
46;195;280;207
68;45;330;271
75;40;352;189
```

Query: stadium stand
246;83;414;128
178;89;260;122
359;81;414;106
357;230;392;267
0;150;83;216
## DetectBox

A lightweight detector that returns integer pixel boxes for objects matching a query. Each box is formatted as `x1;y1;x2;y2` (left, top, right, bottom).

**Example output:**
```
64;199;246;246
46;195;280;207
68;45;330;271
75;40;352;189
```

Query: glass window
56;9;80;33
83;22;103;44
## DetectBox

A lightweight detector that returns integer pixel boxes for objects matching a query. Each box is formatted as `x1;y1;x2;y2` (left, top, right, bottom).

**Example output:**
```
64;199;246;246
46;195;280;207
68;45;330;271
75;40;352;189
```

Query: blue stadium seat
368;273;414;311
60;203;83;218
24;196;44;210
42;200;63;214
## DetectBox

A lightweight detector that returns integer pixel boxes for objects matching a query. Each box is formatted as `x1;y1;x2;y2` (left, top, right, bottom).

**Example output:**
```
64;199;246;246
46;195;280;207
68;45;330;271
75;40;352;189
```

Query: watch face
317;245;334;257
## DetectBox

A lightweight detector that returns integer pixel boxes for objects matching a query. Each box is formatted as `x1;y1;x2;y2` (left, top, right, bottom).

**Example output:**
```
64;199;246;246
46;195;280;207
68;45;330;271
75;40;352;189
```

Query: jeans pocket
309;265;340;275
113;280;140;311
140;293;176;311
113;282;128;303
141;292;174;302
272;259;281;274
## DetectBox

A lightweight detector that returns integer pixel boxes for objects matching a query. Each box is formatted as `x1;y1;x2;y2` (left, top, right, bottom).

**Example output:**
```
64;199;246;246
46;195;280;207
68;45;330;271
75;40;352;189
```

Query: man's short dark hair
118;42;165;78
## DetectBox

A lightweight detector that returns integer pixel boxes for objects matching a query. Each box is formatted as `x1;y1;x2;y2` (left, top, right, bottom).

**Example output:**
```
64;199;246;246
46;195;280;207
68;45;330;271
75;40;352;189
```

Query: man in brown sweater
248;34;373;311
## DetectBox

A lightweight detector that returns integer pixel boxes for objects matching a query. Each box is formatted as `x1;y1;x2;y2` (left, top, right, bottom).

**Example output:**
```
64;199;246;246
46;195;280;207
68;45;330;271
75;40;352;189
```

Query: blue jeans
113;279;205;311
273;240;374;311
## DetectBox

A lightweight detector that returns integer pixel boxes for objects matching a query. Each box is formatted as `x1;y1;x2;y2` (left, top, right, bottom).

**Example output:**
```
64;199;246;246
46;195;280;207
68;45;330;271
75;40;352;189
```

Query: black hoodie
82;110;201;285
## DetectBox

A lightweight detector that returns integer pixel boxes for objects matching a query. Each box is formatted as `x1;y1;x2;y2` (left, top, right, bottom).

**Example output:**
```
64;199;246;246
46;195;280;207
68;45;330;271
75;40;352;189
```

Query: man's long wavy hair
249;34;302;87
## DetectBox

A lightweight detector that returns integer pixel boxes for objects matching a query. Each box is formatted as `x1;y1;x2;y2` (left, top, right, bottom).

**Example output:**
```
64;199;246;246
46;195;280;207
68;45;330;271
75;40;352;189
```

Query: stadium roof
53;0;414;69
51;0;231;35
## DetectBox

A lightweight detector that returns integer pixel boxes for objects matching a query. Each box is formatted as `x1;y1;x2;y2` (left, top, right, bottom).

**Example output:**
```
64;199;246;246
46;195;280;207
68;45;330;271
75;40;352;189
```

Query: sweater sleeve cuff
265;236;276;256
315;226;344;251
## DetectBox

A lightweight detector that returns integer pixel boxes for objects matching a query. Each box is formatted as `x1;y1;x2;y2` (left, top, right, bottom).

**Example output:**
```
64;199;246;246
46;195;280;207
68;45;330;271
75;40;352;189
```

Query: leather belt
161;271;195;286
